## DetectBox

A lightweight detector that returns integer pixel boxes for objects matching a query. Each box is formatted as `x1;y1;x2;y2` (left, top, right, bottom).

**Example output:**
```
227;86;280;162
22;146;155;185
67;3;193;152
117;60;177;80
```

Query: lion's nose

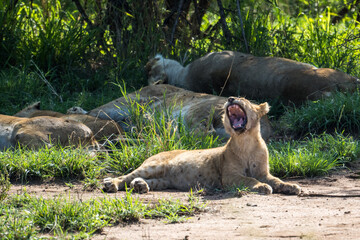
228;97;235;103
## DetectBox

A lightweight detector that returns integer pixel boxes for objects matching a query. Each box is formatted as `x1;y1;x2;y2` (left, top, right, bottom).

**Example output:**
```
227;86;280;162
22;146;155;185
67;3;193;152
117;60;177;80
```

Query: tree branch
216;0;232;45
72;0;94;27
236;0;249;53
170;0;185;45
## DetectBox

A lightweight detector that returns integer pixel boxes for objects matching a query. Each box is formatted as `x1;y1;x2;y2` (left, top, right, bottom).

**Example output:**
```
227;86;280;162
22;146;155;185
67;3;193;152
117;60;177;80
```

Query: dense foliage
0;0;359;114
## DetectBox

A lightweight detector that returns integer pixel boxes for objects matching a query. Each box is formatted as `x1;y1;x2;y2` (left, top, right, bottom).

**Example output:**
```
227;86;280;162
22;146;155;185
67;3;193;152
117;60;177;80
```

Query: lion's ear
32;101;41;110
162;73;168;84
258;102;270;117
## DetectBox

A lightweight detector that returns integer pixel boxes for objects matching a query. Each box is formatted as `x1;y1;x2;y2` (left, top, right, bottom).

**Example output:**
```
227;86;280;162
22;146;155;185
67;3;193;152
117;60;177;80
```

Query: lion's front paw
280;183;301;195
130;177;150;194
253;183;273;195
103;177;119;192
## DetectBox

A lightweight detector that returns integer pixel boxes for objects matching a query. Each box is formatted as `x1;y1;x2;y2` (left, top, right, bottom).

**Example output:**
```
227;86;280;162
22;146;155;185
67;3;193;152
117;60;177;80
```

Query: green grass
1;1;359;116
0;188;205;239
0;170;11;202
0;147;106;183
269;133;360;178
279;91;360;136
0;67;127;116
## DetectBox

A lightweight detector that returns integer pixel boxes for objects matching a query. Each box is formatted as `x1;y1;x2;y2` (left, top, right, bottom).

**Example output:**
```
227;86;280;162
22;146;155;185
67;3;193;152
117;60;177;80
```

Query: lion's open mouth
227;104;247;130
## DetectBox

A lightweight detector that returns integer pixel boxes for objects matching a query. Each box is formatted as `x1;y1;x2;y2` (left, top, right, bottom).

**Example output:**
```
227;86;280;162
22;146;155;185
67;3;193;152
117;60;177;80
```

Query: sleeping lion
0;114;99;150
14;102;123;142
103;97;301;195
146;51;359;103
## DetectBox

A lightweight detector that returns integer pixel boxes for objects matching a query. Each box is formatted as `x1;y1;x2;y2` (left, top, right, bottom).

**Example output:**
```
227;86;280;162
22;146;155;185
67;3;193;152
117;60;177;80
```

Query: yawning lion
103;97;300;195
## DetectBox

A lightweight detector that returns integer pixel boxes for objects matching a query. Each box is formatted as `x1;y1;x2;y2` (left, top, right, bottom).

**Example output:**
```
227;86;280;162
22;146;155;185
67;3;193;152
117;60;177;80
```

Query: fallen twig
299;193;360;198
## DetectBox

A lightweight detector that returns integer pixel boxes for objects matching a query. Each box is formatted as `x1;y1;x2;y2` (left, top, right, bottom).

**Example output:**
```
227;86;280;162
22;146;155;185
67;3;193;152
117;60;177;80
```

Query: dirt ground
9;165;360;240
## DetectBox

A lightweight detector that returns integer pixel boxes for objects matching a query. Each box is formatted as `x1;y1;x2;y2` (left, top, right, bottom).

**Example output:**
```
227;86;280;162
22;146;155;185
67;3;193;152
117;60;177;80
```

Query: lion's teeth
232;118;244;128
228;104;246;129
228;105;241;114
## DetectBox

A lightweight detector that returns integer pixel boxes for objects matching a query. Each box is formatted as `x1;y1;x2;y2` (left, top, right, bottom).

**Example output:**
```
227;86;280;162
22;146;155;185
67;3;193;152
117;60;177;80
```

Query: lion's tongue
232;118;244;128
228;104;246;128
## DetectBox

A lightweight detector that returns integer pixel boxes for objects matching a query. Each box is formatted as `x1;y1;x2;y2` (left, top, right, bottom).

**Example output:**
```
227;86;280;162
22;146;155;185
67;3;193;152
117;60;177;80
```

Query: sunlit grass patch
279;91;360;137
269;133;360;178
0;147;106;182
0;188;205;239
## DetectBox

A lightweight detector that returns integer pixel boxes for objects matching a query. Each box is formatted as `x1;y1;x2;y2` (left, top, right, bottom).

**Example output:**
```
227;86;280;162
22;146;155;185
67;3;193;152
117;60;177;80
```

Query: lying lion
87;84;272;141
15;102;123;142
146;51;359;103
103;97;301;195
0;114;98;150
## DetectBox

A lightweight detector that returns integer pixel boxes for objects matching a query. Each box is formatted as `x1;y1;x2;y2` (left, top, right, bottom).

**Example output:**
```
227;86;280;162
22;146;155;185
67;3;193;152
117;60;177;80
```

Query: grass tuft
0;188;205;238
0;148;105;182
269;133;360;178
279;91;360;137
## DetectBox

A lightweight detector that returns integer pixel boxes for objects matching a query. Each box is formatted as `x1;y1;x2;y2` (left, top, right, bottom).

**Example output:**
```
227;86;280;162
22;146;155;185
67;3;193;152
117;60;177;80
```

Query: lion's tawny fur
103;97;301;195
0;114;98;150
14;102;123;141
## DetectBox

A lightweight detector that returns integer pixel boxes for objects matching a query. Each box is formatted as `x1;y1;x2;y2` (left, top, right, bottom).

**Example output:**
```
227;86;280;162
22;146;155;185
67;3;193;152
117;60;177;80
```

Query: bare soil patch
9;166;360;240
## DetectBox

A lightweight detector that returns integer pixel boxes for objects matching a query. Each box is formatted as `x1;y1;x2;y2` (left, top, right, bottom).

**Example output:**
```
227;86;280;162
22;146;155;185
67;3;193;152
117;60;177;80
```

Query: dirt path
9;169;360;240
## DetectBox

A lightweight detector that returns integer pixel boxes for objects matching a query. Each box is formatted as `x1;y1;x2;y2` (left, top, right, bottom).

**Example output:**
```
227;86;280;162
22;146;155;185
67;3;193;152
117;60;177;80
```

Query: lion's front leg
131;178;171;193
260;174;301;195
102;164;155;193
103;176;171;193
130;178;150;193
103;176;128;192
103;175;145;193
103;176;150;193
222;174;273;195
